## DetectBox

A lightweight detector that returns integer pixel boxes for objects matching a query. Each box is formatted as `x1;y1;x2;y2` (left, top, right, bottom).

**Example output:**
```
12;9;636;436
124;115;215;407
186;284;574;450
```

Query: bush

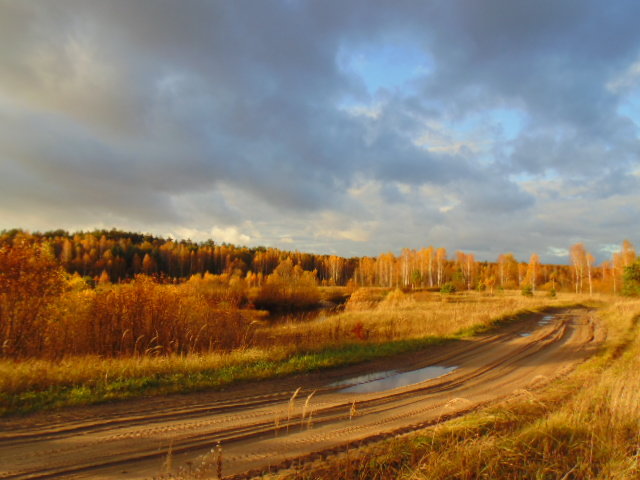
253;259;320;312
379;288;415;309
0;241;65;358
48;275;259;357
440;283;457;294
345;288;387;311
521;285;533;297
622;260;640;296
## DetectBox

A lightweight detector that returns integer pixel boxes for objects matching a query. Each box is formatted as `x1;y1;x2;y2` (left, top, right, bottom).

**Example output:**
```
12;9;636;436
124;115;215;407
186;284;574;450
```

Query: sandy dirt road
0;308;603;479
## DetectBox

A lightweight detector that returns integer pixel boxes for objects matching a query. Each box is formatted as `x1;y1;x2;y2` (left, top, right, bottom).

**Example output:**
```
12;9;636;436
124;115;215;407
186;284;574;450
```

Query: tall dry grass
0;287;577;411
249;287;581;351
0;346;291;397
274;298;640;480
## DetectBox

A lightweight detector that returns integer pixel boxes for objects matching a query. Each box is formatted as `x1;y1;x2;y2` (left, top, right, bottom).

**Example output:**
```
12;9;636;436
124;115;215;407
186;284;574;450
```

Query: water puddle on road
337;365;458;394
538;315;554;326
520;314;556;337
328;370;397;388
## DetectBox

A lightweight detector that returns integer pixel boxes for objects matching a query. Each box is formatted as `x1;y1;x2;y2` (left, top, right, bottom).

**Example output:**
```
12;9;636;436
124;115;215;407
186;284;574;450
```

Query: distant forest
0;228;637;294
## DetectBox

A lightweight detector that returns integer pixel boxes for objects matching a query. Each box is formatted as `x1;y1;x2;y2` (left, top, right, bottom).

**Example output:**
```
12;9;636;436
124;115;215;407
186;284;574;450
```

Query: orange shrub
253;259;320;311
0;241;65;358
345;287;388;311
0;247;260;359
45;276;260;357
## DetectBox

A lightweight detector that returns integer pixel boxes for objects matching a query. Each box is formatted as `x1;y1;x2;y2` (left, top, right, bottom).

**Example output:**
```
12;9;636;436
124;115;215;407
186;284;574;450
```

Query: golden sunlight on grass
273;298;640;480
251;288;591;350
0;289;582;413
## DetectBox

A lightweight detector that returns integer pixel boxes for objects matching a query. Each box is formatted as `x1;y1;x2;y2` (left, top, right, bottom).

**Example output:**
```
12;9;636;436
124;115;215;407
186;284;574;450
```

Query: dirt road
0;308;603;479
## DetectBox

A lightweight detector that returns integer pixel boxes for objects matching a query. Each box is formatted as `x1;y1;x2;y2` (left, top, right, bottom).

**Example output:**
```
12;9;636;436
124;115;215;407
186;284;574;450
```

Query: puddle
519;314;556;337
328;370;397;388
339;365;458;394
538;315;554;326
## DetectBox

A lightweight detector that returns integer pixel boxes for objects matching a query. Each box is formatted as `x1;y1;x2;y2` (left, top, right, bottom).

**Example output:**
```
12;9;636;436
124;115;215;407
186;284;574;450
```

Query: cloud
547;247;569;258
210;226;251;246
0;0;639;263
607;58;640;94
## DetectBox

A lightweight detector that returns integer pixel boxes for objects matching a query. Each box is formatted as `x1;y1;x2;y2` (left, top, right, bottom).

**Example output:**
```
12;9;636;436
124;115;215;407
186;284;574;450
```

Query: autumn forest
2;228;638;293
1;228;639;361
0;230;636;294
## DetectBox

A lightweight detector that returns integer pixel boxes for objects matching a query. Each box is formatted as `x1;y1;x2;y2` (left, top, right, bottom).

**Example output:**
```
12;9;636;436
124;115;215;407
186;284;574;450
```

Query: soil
0;308;604;479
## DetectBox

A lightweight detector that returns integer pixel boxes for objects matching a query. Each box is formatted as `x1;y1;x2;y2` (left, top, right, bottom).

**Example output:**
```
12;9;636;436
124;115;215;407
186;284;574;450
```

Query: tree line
0;229;637;295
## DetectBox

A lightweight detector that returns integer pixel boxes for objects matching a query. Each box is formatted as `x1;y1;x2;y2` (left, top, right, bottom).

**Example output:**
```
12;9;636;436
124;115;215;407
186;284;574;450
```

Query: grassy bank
0;291;586;416
275;298;640;480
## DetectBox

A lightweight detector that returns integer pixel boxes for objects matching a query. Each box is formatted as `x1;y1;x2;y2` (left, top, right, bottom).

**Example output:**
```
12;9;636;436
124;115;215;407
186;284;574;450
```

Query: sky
1;0;639;263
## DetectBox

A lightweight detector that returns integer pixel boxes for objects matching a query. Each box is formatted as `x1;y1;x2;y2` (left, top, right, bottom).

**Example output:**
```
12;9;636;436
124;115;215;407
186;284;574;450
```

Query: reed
300;390;316;430
286;387;301;433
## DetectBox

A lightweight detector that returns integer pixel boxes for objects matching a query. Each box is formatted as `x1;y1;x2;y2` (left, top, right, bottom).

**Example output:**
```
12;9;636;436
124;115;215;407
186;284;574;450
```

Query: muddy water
520;314;556;337
334;312;561;392
328;370;397;388
538;314;554;326
337;365;458;394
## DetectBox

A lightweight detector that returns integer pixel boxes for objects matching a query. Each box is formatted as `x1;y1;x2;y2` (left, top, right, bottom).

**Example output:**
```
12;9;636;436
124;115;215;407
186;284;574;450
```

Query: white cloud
547;247;569;258
210;226;251;245
607;60;640;93
333;228;371;242
340;102;382;119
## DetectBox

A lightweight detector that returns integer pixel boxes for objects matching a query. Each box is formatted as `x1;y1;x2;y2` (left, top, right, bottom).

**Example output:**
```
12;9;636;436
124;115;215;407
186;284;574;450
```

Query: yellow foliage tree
254;258;320;311
0;241;65;357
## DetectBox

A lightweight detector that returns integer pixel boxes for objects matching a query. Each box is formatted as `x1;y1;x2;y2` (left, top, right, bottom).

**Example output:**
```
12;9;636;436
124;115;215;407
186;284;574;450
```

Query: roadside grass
274;298;640;480
0;291;591;416
251;290;593;349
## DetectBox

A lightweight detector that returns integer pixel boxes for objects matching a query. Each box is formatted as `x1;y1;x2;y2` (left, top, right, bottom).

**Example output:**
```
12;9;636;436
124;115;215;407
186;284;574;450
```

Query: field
0;288;576;415
0;295;614;478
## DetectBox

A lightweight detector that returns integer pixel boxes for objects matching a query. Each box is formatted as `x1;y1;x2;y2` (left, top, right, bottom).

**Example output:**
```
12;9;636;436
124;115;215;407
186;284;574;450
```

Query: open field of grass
274;297;640;480
253;288;593;349
0;289;587;416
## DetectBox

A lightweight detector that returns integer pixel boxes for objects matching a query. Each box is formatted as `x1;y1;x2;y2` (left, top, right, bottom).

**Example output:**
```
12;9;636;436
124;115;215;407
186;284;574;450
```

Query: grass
251;289;591;349
0;290;590;416
273;297;640;480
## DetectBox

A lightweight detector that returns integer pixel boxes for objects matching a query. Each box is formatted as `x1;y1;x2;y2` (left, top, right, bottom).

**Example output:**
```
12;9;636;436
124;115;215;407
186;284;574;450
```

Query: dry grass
250;288;586;351
0;288;592;414
0;346;291;396
274;298;640;480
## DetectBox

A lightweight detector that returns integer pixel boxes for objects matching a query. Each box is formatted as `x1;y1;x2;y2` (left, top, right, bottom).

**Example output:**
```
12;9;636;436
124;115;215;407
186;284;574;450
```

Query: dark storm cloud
0;0;639;259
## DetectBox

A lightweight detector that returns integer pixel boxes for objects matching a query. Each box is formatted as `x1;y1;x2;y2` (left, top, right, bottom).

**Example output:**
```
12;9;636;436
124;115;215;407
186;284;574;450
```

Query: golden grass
0;346;295;396
251;289;587;350
274;297;640;480
0;289;592;412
